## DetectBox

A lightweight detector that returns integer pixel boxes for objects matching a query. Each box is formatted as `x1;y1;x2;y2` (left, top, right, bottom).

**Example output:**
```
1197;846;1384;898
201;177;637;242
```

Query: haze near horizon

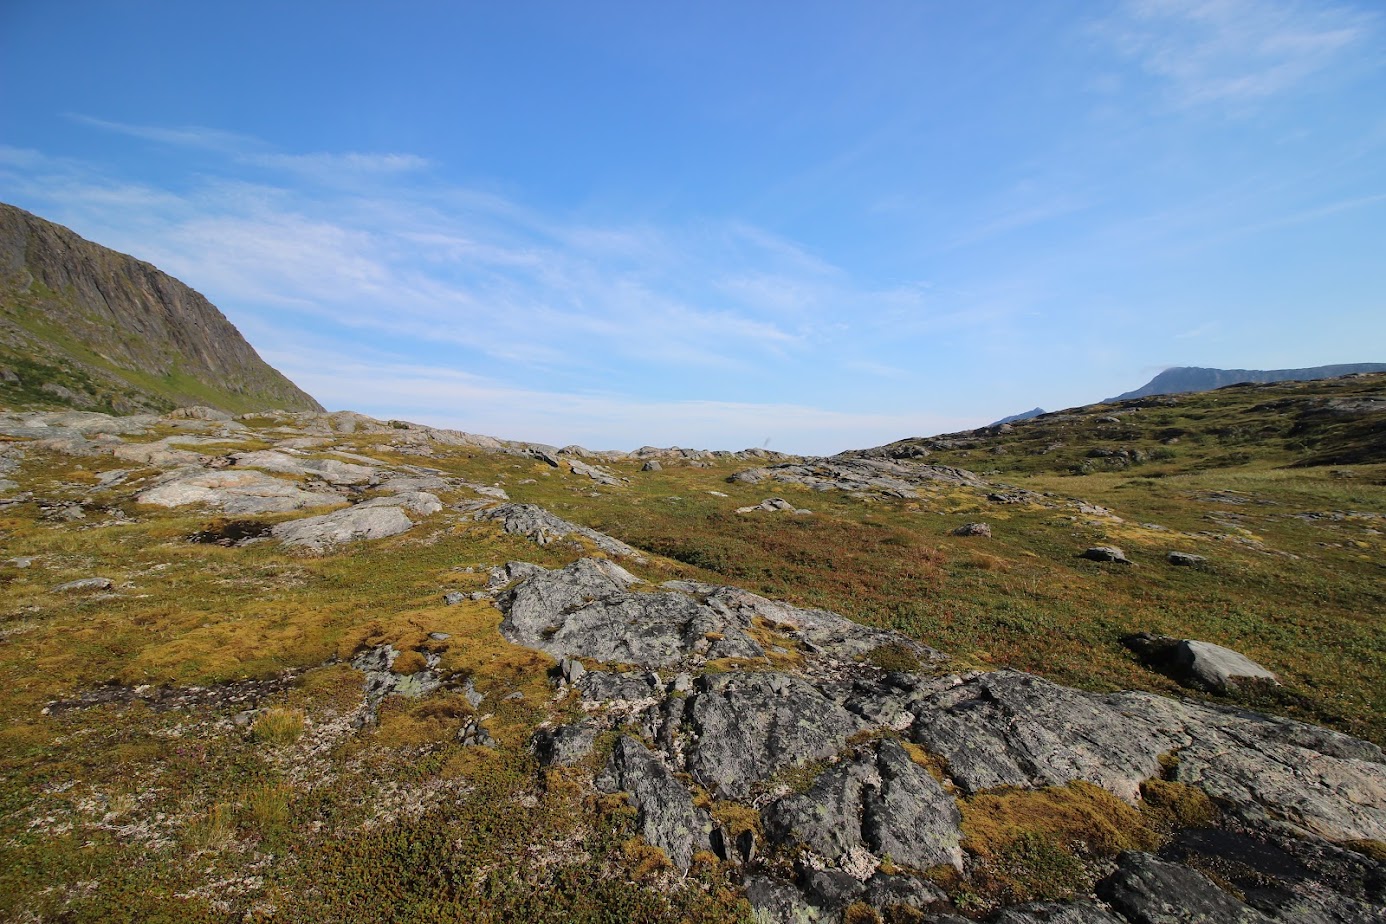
2;0;1383;454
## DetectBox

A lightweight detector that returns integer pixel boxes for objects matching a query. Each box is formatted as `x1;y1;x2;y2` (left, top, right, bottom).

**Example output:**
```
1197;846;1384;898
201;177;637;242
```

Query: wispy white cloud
245;152;431;175
261;345;975;453
1175;321;1221;340
1093;0;1376;107
70;114;431;179
945;194;1091;251
67;114;257;151
0;123;1013;451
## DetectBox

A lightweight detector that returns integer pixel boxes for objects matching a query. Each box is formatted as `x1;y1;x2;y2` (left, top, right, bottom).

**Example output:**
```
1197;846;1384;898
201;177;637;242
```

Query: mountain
0;202;322;414
989;406;1045;426
1104;363;1386;403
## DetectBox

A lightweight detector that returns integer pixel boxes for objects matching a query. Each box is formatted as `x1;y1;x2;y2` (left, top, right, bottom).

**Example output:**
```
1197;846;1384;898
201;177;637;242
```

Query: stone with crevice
687;671;870;800
764;739;963;875
596;735;712;870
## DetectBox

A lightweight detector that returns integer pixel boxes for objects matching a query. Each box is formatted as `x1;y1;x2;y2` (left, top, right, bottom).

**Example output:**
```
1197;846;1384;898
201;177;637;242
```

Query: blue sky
1;1;1383;453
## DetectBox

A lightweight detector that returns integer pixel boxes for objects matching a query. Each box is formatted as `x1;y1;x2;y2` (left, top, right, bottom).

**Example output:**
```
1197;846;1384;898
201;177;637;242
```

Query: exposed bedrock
505;557;1386;922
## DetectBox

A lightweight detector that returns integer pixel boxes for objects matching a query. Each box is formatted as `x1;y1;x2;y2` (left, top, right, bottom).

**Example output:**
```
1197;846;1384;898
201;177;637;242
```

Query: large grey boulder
596;736;712;870
52;577;114;593
137;469;342;515
686;672;869;799
735;497;811;515
477;502;646;562
1081;546;1132;564
1174;639;1278;692
1121;633;1277;693
272;504;413;551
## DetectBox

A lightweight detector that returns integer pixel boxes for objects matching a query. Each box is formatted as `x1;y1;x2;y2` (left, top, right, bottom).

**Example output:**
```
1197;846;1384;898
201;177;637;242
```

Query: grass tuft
251;707;306;746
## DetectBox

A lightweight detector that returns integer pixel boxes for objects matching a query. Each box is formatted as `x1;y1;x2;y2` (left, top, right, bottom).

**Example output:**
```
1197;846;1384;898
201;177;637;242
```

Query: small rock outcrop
52;576;113;593
1081;546;1132;564
735;497;811;515
272;503;415;552
231;450;374;485
567;458;625;486
1096;852;1274;924
687;671;870;799
138;469;342;515
731;457;985;497
495;559;936;671
476;502;646;562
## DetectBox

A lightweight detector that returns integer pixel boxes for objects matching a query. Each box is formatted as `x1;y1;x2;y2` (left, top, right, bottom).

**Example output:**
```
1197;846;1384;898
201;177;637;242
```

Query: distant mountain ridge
0;202;322;415
989;407;1045;427
1104;364;1386;404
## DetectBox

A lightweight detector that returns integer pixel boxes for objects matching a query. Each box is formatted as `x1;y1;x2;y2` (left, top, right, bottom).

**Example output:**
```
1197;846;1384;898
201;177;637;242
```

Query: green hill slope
0;203;322;414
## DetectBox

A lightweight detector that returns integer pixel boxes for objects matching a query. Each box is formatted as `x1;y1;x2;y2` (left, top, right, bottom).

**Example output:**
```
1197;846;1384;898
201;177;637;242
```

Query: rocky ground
1;395;1384;923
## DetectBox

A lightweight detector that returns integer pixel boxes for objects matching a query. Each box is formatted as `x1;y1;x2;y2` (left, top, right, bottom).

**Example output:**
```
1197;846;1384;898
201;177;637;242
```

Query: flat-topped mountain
0;202;322;415
1105;363;1386;403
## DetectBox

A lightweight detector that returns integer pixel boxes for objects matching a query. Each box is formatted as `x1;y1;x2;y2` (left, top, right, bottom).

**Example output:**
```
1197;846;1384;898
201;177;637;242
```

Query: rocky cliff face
0;202;322;414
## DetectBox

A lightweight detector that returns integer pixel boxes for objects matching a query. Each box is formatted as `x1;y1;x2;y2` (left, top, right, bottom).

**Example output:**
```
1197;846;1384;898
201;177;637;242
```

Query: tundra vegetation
0;372;1383;922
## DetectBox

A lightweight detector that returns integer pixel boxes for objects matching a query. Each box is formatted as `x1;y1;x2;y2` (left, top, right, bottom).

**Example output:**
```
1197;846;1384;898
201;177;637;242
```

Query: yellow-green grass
1;376;1382;920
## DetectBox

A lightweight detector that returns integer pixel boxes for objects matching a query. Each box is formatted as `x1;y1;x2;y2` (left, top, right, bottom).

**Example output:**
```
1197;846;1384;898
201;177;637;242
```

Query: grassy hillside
0;203;323;415
0;374;1382;921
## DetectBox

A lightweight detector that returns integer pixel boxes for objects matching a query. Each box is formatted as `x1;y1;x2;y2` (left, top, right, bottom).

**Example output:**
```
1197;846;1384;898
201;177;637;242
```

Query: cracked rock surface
507;556;1386;923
